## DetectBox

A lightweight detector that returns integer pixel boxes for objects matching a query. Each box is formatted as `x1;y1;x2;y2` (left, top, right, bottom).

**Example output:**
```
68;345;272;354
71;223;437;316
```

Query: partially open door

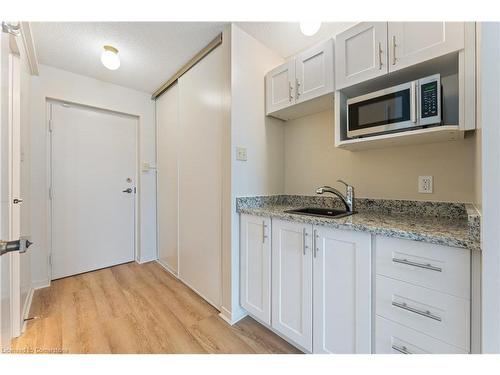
0;22;32;350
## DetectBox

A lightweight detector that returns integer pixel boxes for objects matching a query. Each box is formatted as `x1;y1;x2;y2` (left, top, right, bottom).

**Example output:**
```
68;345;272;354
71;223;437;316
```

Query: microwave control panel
421;81;438;118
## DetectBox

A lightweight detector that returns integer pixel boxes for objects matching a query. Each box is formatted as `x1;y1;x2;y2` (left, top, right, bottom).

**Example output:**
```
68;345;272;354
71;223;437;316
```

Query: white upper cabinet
335;22;388;90
295;39;334;103
335;22;466;89
265;60;295;114
266;39;334;120
272;219;313;352
240;214;272;325
313;226;372;354
388;22;465;72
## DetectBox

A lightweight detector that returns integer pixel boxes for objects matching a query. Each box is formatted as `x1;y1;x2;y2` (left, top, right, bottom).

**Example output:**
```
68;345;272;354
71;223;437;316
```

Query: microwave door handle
411;81;417;123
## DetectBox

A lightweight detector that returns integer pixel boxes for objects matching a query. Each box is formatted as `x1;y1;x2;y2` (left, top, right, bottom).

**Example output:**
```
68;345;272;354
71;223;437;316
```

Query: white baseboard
156;260;178;277
136;254;157;264
32;279;50;290
219;306;247;326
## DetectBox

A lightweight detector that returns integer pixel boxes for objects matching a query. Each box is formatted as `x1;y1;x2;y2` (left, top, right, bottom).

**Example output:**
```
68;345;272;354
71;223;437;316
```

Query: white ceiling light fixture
299;21;322;36
101;45;120;70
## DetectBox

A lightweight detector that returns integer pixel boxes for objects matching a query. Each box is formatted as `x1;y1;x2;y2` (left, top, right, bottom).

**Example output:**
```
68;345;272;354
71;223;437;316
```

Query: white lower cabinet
240;214;272;325
267;218;372;353
313;226;372;353
240;216;472;354
271;219;313;352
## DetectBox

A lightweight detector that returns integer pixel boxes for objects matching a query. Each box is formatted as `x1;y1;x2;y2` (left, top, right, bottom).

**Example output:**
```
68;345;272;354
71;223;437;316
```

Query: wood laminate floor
11;262;301;354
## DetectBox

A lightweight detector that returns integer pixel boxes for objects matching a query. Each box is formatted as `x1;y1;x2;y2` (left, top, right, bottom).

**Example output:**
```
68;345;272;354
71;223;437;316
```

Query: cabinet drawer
376;275;470;350
376;316;468;354
375;236;470;299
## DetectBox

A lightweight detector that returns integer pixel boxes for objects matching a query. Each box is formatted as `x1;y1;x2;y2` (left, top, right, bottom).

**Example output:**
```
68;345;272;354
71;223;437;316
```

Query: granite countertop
236;195;481;251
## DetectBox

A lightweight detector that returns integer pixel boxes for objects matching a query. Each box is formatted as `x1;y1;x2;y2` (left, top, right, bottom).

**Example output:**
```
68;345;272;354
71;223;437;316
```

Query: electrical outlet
236;146;247;161
418;176;433;194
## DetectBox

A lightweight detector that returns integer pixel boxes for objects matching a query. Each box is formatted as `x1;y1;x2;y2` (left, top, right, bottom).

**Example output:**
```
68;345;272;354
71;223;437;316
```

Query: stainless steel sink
285;207;355;219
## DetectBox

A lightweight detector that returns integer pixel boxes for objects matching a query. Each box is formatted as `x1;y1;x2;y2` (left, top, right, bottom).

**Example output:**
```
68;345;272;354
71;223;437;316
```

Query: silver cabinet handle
313;229;319;258
302;228;309;255
392;35;397;65
295;78;301;100
378;42;383;70
392;301;442;322
392;257;442;272
262;221;268;244
392;344;412;354
289;82;293;102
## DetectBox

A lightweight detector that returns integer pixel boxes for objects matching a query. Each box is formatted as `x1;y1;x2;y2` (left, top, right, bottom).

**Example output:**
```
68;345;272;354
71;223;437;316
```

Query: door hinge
48;187;53;200
48;119;53;133
2;22;21;36
48;254;52;266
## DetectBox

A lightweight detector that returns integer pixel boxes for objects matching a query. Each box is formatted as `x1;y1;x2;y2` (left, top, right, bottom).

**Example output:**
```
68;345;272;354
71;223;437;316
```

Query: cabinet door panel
296;39;334;103
313;226;372;353
265;61;295;114
388;22;464;72
240;215;271;325
272;219;313;352
335;22;388;89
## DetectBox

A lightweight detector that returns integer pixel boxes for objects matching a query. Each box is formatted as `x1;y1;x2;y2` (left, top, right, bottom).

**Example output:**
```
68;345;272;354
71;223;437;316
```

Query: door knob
122;188;133;193
13;198;23;204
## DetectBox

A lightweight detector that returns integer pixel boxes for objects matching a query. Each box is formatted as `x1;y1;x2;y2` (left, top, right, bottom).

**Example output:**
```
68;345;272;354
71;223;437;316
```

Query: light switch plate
418;176;433;193
236;146;247;161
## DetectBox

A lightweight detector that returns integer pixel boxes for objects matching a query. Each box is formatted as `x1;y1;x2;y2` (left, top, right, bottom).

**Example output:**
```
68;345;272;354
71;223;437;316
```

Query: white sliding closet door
178;47;223;307
156;83;179;274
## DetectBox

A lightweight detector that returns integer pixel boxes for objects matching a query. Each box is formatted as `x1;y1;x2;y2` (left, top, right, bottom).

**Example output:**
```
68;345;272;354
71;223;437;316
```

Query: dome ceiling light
101;45;120;70
299;21;322;36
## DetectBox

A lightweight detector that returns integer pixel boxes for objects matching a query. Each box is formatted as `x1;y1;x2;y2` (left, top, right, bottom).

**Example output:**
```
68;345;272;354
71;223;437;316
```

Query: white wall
222;24;285;322
284;109;477;202
479;22;500;353
30;64;156;288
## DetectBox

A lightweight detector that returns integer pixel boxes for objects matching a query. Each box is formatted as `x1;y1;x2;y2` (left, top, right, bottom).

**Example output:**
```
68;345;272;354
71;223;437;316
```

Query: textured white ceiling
31;22;227;93
235;22;356;58
31;22;356;94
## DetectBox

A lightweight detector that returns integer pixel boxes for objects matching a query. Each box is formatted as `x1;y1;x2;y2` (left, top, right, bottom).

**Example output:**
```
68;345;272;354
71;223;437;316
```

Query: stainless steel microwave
347;74;441;138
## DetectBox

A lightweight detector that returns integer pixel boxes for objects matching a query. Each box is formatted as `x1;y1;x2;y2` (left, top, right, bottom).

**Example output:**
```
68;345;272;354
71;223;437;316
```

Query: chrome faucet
316;180;355;212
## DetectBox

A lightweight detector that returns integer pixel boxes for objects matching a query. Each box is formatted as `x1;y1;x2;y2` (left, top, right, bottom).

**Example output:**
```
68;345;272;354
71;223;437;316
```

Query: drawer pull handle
392;257;442;272
392;301;442;322
392;344;412;354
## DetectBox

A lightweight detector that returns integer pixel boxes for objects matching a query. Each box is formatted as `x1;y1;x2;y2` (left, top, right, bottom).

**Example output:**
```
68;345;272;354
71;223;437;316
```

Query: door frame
46;98;140;282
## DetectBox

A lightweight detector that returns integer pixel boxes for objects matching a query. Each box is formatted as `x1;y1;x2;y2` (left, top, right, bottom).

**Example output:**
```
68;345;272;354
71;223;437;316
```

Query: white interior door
1;28;26;347
156;83;179;274
178;46;223;308
0;29;12;350
51;102;136;280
